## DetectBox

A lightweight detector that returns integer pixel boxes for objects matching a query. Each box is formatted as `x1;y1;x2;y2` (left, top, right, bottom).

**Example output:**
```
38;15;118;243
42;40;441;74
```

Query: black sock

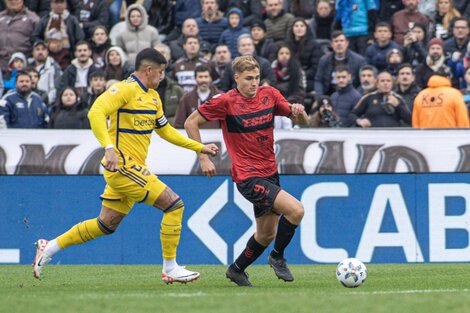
271;215;298;259
231;235;266;272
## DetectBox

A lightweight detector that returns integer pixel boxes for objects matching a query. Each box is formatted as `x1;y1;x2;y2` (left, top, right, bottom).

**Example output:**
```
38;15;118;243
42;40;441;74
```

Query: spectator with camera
309;96;341;128
330;65;362;127
349;70;411;127
390;0;428;47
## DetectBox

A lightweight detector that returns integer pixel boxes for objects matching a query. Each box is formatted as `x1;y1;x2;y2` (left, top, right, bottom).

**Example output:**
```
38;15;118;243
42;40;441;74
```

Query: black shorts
236;173;282;218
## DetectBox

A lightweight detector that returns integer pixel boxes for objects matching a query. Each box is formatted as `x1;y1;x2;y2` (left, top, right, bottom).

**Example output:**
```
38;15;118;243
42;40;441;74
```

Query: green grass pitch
1;264;469;313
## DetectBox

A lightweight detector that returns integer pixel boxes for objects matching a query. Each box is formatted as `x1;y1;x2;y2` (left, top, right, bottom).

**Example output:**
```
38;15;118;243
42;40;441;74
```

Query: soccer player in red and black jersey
185;55;308;286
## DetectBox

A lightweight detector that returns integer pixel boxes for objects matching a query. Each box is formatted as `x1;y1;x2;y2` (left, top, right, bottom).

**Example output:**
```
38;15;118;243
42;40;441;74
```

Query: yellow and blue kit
88;74;204;214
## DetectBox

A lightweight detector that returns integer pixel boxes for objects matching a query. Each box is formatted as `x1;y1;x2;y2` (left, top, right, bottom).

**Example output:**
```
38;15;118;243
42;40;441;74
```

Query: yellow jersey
88;74;203;167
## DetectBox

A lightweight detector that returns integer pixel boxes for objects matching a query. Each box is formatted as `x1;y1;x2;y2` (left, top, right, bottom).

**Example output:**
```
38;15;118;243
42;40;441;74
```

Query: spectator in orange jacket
412;68;470;128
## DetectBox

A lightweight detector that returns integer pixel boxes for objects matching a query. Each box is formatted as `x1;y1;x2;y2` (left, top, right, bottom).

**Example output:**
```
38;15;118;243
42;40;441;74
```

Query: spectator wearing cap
200;41;213;61
415;37;448;88
29;40;62;104
31;0;85;70
365;22;401;71
390;0;429;47
0;0;39;73
172;35;218;92
264;0;295;45
196;0;228;51
413;67;469;128
115;4;160;67
250;20;276;62
218;7;250;58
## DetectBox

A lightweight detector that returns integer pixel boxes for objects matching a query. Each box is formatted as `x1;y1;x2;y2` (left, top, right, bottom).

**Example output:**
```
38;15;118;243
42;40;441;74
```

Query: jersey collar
131;74;148;92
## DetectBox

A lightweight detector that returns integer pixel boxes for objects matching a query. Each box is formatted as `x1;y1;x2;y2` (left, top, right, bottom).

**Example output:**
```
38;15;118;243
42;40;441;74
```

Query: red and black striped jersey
198;86;291;183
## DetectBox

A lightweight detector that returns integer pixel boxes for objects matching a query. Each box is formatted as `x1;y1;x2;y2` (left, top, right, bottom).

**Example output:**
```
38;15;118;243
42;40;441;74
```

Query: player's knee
97;217;116;234
163;198;185;213
290;201;304;224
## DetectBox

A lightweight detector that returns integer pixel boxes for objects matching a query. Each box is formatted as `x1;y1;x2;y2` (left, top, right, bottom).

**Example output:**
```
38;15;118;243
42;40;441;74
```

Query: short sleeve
197;93;227;121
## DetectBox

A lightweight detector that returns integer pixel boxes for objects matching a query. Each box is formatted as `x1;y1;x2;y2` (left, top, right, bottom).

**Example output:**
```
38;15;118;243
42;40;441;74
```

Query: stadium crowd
1;0;470;129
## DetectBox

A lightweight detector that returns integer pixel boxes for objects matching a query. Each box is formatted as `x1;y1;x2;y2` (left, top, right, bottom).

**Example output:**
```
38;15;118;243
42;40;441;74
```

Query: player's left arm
155;117;218;156
289;103;309;126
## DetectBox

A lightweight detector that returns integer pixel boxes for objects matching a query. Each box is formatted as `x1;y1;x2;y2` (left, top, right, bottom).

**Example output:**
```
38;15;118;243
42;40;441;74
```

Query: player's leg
144;182;200;284
267;189;304;282
33;205;127;279
226;175;283;286
226;212;279;286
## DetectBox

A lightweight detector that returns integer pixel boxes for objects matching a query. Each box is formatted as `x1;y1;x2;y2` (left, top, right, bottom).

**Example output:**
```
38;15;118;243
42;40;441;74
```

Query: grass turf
0;264;469;313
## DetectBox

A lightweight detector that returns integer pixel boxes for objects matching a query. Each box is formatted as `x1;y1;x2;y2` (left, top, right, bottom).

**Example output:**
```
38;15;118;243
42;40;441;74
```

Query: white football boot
162;266;200;284
32;239;52;279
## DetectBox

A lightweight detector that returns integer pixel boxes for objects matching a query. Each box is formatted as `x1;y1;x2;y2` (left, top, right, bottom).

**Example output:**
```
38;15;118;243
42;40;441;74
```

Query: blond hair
232;55;260;74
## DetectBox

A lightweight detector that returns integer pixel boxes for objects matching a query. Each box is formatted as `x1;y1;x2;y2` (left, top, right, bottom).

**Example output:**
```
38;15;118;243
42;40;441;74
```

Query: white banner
1;128;470;175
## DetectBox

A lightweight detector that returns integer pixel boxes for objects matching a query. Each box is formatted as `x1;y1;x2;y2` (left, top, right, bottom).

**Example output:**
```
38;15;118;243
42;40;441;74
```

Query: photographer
309;96;342;128
349;71;411;127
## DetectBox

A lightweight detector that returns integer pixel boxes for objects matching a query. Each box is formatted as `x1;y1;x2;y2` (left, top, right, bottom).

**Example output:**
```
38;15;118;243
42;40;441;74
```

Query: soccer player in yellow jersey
32;48;219;284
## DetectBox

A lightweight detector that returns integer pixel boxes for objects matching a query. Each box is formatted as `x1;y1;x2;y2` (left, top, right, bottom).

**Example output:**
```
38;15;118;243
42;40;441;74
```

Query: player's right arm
184;110;217;177
87;83;129;171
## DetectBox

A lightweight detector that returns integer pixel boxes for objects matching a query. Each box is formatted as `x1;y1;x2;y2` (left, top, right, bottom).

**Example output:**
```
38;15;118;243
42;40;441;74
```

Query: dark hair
16;70;31;80
183;34;200;45
452;17;469;28
135;48;167;69
360;64;378;76
75;40;91;50
88;69;106;82
398;63;413;73
331;30;346;40
274;44;303;99
195;65;210;76
334;65;350;74
375;22;392;32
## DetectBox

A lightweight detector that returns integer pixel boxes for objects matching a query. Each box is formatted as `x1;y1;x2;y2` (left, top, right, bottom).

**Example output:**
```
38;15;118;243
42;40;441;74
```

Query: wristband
105;144;114;150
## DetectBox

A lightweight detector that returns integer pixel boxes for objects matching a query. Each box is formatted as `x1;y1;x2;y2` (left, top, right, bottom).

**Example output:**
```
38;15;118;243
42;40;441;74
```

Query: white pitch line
349;289;470;295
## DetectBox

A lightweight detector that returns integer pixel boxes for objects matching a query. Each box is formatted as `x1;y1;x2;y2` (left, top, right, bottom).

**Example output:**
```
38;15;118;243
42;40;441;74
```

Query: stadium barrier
2;174;469;265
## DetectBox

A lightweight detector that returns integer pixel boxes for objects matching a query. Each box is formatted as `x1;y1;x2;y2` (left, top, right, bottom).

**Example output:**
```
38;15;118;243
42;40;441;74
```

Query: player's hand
200;156;217;177
200;143;219;156
104;148;119;172
290;103;305;117
356;118;372;128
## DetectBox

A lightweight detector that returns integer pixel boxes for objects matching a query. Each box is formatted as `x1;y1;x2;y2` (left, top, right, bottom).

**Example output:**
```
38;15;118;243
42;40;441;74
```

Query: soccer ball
336;258;367;288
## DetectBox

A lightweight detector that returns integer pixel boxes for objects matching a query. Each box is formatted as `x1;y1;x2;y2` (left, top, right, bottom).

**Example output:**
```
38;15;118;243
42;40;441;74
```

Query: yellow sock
161;201;184;260
57;218;109;249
